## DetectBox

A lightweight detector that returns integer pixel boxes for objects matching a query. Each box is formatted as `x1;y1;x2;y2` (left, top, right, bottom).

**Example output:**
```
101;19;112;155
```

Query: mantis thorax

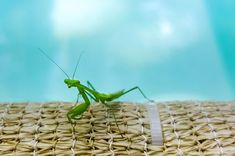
64;79;80;88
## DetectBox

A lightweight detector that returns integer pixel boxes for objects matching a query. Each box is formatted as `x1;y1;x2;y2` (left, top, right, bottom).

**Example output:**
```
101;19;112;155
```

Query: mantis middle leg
87;81;96;91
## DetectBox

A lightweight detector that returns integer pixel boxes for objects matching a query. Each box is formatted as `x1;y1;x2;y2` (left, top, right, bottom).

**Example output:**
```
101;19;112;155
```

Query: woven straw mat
0;101;234;156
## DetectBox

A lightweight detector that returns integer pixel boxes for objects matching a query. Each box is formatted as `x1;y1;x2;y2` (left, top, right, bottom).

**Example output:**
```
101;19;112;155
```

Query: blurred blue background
0;0;235;102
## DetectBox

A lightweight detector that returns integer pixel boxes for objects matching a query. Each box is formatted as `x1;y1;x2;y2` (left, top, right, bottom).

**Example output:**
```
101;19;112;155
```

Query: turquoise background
0;0;234;102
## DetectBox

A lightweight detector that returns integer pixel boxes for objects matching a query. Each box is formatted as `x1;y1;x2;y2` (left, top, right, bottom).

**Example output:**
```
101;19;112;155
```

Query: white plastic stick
146;102;163;145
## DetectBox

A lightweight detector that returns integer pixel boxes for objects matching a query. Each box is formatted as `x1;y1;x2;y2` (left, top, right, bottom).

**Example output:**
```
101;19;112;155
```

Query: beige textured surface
158;101;235;156
0;101;235;156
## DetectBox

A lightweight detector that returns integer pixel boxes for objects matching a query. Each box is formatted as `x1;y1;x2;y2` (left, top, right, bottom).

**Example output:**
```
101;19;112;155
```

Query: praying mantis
39;49;153;135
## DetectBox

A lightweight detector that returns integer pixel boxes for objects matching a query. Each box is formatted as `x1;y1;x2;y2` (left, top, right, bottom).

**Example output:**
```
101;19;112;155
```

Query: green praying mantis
39;49;153;135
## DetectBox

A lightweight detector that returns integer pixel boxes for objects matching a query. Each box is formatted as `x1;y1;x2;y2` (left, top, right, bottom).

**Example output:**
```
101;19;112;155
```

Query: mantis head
64;79;80;88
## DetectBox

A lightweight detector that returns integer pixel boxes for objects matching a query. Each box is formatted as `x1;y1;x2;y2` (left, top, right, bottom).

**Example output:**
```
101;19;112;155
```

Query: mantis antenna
72;51;85;79
38;48;70;79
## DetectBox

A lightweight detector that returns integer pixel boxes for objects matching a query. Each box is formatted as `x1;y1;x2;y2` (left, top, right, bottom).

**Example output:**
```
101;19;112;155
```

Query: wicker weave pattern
0;102;162;156
158;101;235;156
0;101;235;156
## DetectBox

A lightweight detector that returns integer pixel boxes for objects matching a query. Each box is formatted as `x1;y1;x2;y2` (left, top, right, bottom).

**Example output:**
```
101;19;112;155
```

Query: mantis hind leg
123;86;154;102
105;103;124;138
